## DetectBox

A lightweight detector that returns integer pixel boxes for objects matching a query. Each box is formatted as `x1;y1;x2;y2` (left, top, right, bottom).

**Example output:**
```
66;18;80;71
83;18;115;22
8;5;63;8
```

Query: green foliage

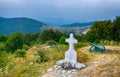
84;16;120;43
47;40;57;46
0;51;7;68
5;32;24;53
85;29;100;43
112;16;120;42
0;35;8;42
85;20;112;43
15;49;26;58
23;33;39;45
36;49;48;63
38;30;63;44
22;44;29;50
74;34;83;42
0;42;5;51
59;36;67;45
47;40;58;48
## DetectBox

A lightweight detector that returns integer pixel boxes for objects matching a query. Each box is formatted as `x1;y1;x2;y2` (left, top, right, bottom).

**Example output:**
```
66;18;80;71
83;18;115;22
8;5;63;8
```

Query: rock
58;66;61;68
56;60;64;66
29;62;34;65
57;69;62;74
60;74;66;77
71;71;77;74
67;75;72;77
66;70;72;75
47;68;53;72
61;70;66;74
75;62;86;69
54;67;59;70
72;69;77;72
54;65;58;68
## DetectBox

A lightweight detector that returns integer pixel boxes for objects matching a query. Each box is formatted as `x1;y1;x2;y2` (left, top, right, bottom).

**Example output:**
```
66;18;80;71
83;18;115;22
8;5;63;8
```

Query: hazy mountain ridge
60;22;94;27
0;17;92;35
0;17;46;35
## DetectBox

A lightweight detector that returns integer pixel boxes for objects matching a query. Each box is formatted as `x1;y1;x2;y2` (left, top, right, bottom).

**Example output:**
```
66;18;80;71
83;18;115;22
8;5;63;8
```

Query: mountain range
61;22;94;27
0;17;94;35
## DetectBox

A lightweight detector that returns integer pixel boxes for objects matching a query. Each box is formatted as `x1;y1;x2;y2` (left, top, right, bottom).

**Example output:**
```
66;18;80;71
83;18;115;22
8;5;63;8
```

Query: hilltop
0;17;47;35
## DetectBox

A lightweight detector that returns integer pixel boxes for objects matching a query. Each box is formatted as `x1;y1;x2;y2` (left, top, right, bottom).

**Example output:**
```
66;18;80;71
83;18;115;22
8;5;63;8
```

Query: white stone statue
65;33;77;67
56;33;86;69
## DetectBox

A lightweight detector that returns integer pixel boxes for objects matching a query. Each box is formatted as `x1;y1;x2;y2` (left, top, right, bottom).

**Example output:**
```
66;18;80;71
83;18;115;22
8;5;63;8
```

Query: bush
36;49;48;63
5;32;24;53
0;51;7;68
0;35;8;42
22;44;29;50
47;40;57;46
59;36;67;45
15;49;26;58
38;30;63;44
0;42;5;51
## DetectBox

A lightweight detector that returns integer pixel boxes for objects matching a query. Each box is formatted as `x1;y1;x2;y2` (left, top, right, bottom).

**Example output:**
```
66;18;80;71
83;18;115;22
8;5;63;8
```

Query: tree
0;35;8;42
85;20;112;43
112;16;120;42
23;33;39;45
38;30;63;44
5;32;24;53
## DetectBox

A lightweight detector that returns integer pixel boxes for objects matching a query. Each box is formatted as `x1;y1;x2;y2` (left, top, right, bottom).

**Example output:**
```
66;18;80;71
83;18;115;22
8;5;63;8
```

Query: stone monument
56;33;86;69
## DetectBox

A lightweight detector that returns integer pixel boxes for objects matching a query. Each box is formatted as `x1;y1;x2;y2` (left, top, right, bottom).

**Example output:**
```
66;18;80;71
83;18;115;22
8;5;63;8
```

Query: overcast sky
0;0;120;25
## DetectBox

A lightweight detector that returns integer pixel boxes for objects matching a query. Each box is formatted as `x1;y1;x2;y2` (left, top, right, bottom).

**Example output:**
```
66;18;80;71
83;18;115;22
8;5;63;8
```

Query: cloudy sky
0;0;120;25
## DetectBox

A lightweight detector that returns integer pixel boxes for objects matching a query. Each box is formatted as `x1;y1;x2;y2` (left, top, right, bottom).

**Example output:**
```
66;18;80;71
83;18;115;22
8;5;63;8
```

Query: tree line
84;16;120;43
0;30;82;53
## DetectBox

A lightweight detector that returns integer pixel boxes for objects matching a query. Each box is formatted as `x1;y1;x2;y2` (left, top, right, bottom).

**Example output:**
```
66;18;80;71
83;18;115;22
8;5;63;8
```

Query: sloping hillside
0;17;46;35
41;46;120;77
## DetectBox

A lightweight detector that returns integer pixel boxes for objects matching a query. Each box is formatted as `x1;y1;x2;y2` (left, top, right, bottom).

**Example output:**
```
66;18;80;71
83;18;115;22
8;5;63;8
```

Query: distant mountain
0;17;47;35
0;17;94;35
60;22;94;27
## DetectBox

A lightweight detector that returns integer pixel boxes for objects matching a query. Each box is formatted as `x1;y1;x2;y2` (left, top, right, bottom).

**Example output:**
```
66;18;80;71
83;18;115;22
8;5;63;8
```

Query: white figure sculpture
56;33;86;69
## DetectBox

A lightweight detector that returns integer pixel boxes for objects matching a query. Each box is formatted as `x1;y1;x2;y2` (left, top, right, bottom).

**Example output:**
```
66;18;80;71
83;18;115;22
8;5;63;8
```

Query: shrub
22;44;29;50
15;49;26;58
59;36;67;45
47;40;57;46
38;30;63;44
46;40;58;48
0;43;5;51
0;51;7;68
36;49;48;63
0;35;8;42
5;32;24;53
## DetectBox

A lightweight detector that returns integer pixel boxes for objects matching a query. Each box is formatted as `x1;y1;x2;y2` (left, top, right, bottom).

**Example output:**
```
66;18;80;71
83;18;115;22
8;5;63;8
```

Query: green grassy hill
0;17;47;35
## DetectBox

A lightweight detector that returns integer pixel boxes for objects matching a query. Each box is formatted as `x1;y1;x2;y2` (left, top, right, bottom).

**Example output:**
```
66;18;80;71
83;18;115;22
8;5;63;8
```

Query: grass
0;43;89;77
0;43;120;77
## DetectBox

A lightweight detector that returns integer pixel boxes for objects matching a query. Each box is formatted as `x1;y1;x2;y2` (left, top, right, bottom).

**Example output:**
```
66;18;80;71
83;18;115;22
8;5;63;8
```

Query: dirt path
41;46;120;77
76;46;120;77
76;54;116;77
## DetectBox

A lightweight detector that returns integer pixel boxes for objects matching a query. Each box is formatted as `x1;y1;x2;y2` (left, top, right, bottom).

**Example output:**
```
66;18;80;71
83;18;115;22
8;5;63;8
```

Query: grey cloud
0;0;120;24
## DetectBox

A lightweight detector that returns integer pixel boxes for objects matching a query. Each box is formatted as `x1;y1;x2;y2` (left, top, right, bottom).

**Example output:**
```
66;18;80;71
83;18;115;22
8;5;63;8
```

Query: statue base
56;60;86;69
